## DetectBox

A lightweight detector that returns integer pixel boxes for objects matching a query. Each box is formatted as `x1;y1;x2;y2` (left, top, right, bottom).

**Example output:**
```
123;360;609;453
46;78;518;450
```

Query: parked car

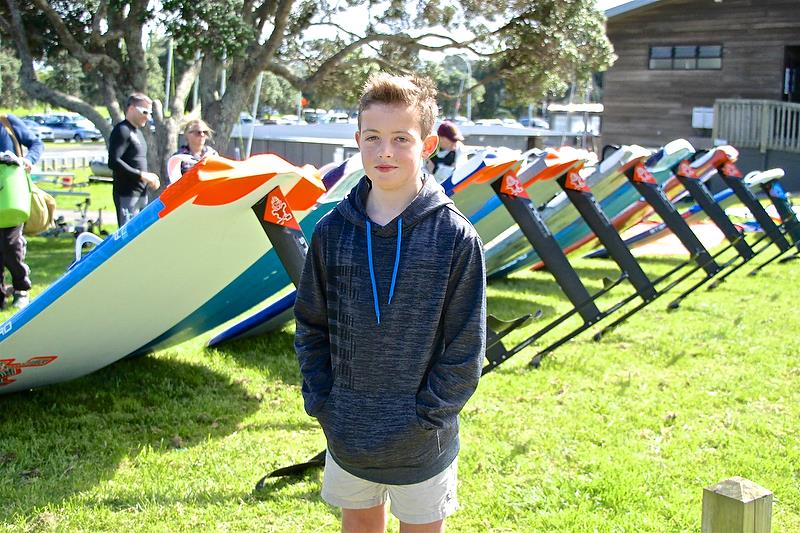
519;117;550;129
20;119;55;141
474;118;504;127
23;114;50;126
324;112;351;124
239;112;262;126
43;117;102;142
447;115;475;127
501;118;525;128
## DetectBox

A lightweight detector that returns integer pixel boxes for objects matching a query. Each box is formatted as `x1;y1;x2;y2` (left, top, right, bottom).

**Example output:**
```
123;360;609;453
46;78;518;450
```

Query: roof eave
605;0;664;18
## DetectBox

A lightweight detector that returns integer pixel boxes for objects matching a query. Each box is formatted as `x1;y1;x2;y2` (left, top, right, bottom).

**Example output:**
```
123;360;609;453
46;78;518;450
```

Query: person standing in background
171;118;218;179
108;92;160;227
426;121;465;181
0;114;44;309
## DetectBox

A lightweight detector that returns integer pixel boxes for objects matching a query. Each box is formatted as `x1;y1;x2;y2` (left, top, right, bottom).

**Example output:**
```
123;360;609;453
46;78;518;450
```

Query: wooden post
759;101;770;154
701;476;772;533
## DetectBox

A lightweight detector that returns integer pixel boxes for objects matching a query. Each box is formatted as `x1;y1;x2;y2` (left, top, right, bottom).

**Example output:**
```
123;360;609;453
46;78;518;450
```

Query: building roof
605;0;664;18
547;103;604;113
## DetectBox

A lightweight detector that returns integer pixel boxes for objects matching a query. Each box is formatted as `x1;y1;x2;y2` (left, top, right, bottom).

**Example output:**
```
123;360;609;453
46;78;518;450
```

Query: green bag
0;163;31;228
0;115;32;228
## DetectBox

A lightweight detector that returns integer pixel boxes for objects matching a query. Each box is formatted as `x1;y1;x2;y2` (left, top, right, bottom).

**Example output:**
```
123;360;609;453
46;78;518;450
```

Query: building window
649;45;722;70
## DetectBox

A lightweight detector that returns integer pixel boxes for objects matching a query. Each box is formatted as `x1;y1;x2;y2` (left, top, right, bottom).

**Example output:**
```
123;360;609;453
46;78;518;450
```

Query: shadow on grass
487;294;556;321
0;355;260;514
206;329;302;387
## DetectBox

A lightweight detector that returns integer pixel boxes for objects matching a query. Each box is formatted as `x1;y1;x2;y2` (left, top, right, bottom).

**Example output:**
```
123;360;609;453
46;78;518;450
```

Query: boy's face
355;103;438;194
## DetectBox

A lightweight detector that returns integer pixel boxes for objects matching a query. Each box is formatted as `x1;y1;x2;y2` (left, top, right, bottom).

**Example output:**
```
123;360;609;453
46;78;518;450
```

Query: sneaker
12;291;29;310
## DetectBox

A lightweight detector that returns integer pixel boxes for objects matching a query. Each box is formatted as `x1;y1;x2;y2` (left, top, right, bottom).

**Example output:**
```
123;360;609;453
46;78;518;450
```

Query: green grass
1;237;798;531
36;167;117;234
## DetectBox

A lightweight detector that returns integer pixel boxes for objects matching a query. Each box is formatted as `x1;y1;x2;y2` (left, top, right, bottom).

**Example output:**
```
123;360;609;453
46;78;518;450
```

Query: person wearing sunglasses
108;92;161;227
171;119;218;178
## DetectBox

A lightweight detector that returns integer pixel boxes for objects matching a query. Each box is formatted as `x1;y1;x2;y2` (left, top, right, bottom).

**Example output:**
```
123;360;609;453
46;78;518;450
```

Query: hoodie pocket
323;387;443;471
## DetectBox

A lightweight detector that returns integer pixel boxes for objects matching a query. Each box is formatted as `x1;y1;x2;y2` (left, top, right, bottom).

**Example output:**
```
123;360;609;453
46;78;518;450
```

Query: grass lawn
36;166;117;235
0;235;798;531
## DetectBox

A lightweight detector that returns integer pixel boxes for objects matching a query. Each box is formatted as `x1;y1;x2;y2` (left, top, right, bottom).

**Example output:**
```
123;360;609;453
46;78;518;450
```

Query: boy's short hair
126;92;153;109
357;73;439;137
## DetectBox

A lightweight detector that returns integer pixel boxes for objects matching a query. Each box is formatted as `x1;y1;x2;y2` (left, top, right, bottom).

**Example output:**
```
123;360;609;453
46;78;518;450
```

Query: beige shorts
321;451;459;525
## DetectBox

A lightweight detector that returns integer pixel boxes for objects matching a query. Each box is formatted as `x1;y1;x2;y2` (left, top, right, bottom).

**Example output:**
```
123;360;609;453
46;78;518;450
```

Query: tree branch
29;0;120;75
257;0;295;63
122;0;148;90
169;57;203;117
5;0;111;137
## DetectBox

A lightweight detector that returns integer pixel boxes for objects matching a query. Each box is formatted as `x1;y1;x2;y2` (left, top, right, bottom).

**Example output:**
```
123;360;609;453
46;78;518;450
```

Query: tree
0;0;613;174
0;45;25;108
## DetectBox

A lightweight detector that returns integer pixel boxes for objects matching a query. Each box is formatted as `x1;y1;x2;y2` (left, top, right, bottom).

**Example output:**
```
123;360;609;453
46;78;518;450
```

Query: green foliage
494;0;615;102
40;51;85;100
161;0;256;61
0;237;799;530
305;52;382;111
257;72;300;116
0;46;25;108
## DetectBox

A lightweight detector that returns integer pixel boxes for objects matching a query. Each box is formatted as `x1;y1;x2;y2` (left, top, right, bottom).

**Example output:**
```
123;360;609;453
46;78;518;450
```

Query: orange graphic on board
158;155;325;218
0;356;58;386
263;187;301;231
633;163;657;184
721;162;742;178
500;172;529;198
564;171;590;192
677;160;698;179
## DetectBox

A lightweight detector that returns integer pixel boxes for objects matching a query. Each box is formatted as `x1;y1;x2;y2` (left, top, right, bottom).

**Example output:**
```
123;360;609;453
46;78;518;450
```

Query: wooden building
602;0;800;163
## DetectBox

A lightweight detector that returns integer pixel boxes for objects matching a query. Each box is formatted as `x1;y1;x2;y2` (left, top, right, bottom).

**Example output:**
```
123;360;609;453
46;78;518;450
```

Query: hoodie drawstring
366;218;403;324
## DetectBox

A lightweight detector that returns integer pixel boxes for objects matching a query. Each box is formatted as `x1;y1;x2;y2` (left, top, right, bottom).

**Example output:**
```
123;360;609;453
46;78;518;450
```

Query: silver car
20;119;55;141
43;117;103;142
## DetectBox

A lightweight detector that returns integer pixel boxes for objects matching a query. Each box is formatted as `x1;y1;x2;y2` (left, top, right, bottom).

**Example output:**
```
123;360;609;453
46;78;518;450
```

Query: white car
20;119;55;141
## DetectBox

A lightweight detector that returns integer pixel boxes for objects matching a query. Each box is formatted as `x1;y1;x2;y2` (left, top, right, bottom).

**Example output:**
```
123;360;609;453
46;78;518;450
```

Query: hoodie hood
336;173;454;236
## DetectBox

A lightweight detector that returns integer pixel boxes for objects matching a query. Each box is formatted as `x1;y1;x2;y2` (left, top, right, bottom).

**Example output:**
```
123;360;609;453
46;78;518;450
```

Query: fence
37;153;106;172
714;99;800;153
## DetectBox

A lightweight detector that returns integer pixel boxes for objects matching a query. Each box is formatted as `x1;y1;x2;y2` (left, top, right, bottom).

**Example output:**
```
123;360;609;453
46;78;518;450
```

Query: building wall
603;0;800;149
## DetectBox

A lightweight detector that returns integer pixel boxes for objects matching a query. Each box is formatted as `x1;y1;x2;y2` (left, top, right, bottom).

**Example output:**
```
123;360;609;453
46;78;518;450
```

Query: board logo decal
263;188;301;231
564;171;589;192
633;163;657;184
677;160;698;179
500;171;528;198
721;162;742;178
0;356;58;386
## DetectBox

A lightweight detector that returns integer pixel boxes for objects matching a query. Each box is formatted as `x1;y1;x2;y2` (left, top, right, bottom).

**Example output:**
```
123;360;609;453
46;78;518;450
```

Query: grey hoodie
294;174;486;485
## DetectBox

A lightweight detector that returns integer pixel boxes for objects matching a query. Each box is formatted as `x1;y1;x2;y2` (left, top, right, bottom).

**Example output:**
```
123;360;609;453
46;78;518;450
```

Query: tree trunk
206;81;252;159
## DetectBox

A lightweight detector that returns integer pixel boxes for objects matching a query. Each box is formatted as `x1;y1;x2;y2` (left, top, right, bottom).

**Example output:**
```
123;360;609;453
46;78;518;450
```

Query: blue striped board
0;155;325;394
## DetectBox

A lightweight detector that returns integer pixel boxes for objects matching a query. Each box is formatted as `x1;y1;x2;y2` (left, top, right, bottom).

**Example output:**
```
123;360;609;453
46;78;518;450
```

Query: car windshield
75;119;95;129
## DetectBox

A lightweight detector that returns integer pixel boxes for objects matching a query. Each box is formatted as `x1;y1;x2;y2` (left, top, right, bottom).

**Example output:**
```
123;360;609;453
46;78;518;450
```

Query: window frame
648;44;723;70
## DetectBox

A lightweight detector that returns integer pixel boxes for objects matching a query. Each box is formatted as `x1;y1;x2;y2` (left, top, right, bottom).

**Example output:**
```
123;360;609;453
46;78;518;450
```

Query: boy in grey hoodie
294;73;486;532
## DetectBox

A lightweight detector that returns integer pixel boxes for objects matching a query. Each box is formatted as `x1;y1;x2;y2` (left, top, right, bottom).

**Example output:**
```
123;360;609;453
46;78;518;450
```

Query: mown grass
1;235;798;532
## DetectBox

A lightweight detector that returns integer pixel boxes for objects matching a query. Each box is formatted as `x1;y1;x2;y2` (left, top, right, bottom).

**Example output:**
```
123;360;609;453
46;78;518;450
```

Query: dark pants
113;193;149;227
0;224;31;292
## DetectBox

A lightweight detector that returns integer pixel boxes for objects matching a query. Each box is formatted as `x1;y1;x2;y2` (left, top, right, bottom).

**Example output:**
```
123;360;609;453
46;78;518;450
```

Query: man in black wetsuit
108;92;160;227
